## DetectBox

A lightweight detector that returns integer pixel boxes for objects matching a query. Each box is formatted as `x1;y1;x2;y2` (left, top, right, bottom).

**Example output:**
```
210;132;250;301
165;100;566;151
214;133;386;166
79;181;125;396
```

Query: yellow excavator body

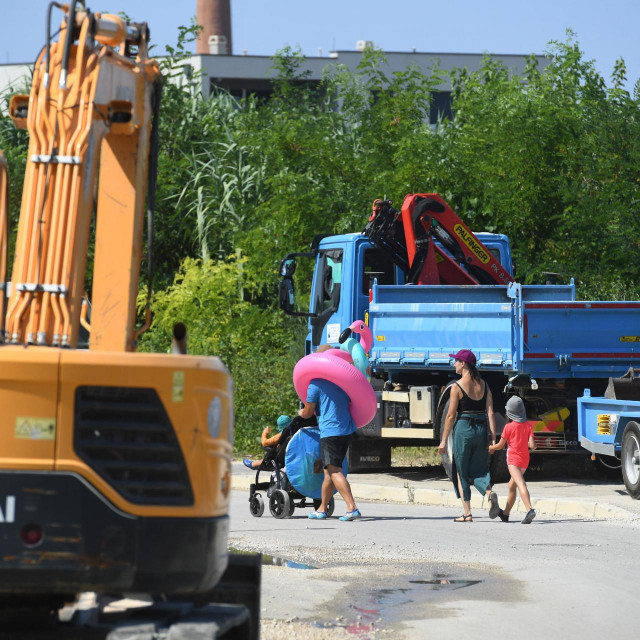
0;3;235;599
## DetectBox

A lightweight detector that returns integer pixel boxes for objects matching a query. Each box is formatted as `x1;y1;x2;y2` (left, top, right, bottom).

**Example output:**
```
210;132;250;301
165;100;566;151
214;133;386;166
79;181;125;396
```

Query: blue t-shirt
306;379;356;438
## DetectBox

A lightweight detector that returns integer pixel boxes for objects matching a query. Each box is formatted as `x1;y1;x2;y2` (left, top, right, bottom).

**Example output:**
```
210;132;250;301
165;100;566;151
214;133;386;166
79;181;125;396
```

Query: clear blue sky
3;0;638;91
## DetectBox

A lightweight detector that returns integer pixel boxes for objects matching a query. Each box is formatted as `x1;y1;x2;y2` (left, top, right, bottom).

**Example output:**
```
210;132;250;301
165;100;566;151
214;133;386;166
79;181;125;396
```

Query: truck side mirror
279;278;295;314
279;258;296;278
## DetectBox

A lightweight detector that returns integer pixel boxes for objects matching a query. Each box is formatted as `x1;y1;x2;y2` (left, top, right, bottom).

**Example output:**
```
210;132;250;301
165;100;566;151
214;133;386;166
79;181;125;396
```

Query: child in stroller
248;415;336;519
243;414;292;470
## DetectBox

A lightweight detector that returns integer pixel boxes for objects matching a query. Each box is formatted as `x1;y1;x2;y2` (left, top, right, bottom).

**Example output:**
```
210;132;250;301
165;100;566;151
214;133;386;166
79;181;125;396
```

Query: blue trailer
578;379;640;498
280;223;640;479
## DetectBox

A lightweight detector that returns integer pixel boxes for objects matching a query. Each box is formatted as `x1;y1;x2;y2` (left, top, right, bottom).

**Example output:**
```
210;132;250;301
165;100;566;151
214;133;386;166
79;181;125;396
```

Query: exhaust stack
196;0;232;55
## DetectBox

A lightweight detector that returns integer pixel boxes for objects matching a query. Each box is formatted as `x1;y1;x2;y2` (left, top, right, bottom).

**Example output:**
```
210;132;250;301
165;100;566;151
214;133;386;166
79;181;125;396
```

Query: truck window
488;247;502;264
312;249;343;315
362;248;396;294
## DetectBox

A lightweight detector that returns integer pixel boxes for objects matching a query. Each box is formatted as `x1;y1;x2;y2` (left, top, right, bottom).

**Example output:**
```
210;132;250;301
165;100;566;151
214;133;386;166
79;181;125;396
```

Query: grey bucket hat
505;396;527;423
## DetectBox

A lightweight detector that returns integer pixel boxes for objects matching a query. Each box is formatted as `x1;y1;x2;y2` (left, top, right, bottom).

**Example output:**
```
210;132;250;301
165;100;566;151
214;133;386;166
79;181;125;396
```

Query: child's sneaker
339;509;361;521
521;509;536;524
242;458;254;469
498;508;509;522
308;510;327;520
488;491;500;519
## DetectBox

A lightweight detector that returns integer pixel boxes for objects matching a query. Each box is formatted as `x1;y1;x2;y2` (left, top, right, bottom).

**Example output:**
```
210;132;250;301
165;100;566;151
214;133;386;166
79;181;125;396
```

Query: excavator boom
7;3;159;350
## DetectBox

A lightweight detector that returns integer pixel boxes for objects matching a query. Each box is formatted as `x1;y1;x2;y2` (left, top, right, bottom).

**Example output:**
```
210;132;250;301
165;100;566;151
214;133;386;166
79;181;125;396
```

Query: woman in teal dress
438;349;500;522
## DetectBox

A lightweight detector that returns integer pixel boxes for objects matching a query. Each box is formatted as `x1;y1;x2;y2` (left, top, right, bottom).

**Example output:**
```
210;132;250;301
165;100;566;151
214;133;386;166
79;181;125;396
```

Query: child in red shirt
489;396;537;524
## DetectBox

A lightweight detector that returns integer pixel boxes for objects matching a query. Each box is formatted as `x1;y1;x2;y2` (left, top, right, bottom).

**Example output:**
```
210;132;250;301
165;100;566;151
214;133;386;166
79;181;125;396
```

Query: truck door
309;249;344;348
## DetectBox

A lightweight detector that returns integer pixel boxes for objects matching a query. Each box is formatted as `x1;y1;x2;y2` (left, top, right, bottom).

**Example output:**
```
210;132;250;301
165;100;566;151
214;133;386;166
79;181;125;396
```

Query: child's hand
265;426;271;435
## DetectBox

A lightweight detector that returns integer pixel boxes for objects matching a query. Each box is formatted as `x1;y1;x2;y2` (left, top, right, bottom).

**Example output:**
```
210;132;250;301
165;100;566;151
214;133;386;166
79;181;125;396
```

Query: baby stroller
248;416;336;519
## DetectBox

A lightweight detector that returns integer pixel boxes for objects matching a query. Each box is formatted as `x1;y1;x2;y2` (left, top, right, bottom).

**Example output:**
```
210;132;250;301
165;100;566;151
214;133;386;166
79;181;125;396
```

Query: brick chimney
196;0;232;55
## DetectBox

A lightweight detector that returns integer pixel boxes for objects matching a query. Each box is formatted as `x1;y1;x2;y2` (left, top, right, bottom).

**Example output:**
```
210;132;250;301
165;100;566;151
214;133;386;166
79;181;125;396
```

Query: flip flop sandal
453;514;473;522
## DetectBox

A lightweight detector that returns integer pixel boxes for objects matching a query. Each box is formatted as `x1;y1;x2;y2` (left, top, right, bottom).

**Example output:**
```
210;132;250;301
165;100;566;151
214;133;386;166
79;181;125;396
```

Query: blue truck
279;194;640;480
578;370;640;498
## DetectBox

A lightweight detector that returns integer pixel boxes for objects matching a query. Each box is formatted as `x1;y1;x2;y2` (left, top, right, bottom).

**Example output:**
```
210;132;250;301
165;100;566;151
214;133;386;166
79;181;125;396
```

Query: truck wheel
622;421;640;499
269;489;290;518
490;448;510;484
249;494;264;517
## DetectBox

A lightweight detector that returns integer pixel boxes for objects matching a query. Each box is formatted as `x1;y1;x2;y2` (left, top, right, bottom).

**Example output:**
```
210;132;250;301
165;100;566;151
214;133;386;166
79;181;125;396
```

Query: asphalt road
229;487;640;640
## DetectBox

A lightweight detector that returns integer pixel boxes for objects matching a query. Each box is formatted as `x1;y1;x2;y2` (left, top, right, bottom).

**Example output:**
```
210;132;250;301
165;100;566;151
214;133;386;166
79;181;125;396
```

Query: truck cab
280;231;513;355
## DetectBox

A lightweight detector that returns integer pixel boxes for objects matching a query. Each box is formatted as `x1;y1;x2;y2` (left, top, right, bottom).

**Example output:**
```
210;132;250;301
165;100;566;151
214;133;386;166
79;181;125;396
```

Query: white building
2;48;547;124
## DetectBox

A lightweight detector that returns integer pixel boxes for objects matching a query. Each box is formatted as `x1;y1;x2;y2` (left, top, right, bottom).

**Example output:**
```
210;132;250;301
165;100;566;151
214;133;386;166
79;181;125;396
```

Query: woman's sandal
453;514;473;522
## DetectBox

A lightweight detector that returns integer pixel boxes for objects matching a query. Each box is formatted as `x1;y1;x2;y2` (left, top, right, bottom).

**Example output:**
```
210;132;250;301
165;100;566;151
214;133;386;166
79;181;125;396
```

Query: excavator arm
7;1;160;350
0;151;8;334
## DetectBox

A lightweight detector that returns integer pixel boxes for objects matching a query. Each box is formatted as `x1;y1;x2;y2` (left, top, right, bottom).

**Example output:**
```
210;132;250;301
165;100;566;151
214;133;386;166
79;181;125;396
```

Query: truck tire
490;448;509;484
621;421;640;499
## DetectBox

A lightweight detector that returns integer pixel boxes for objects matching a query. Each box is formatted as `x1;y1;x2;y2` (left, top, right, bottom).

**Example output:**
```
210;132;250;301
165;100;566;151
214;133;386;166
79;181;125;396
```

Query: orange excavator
0;2;257;635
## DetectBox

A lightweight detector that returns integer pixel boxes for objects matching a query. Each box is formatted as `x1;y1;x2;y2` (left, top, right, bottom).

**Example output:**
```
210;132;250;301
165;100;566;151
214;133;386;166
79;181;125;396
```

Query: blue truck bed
368;281;640;378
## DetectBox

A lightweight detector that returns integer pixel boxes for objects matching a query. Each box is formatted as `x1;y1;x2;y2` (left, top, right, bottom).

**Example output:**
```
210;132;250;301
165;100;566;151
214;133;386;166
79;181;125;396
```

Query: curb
231;474;639;521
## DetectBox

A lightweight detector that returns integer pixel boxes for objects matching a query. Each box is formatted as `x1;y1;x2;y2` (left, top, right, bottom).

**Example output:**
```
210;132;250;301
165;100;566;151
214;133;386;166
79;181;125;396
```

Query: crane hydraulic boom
364;193;514;286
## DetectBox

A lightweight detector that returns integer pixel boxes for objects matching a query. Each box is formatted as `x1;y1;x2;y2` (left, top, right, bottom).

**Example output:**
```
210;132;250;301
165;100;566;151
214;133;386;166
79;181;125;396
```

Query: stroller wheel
249;494;264;517
269;489;290;519
288;499;296;518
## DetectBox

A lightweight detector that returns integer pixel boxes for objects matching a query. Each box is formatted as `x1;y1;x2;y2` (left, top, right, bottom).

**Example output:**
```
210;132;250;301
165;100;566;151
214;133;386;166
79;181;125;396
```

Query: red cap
449;349;476;366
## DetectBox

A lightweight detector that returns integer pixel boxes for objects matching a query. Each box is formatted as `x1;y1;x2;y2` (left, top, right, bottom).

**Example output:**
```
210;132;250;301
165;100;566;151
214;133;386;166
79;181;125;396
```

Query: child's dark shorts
320;434;353;468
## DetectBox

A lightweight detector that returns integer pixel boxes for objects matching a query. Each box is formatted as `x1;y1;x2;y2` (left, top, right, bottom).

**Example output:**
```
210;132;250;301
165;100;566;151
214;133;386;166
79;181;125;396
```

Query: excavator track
0;553;260;640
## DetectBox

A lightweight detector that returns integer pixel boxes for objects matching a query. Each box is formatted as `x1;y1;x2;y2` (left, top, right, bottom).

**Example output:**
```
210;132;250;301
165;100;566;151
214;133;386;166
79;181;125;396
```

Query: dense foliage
2;31;639;453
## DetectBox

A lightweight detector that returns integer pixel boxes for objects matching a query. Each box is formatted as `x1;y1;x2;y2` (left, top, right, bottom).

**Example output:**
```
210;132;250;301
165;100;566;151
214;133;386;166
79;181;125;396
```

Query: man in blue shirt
298;346;361;521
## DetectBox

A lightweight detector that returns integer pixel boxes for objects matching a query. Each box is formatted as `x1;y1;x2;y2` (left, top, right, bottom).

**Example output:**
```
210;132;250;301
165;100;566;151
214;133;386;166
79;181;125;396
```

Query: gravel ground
261;618;361;640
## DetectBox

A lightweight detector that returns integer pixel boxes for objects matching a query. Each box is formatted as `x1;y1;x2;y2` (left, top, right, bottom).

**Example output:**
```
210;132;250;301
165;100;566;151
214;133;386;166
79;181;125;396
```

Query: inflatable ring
293;349;377;428
284;427;348;499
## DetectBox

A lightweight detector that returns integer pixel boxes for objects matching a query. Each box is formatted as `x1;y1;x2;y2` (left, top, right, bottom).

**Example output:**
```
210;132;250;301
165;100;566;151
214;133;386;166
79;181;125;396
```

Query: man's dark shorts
321;434;353;469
